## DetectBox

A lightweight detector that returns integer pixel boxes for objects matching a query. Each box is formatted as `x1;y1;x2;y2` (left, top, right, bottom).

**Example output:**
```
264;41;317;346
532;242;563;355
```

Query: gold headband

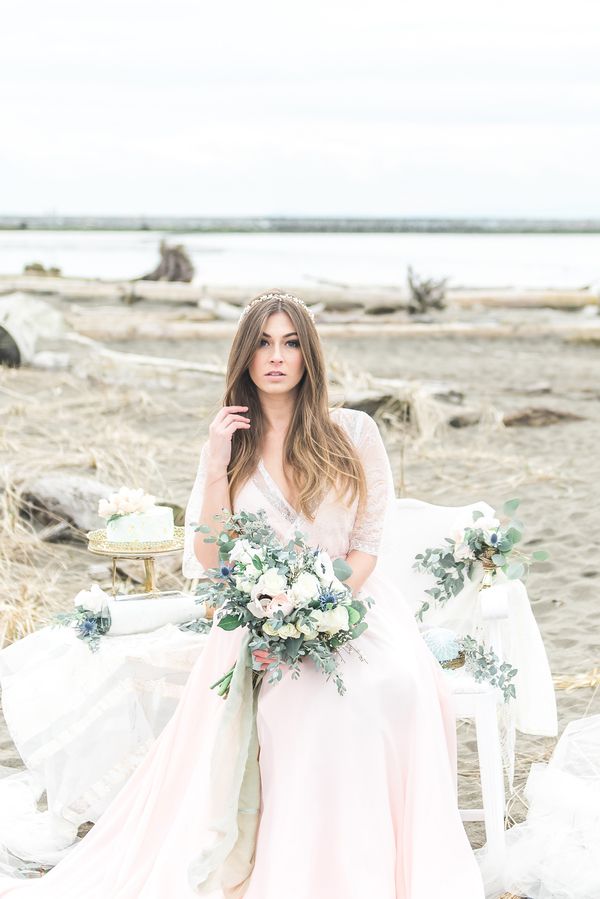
238;291;316;324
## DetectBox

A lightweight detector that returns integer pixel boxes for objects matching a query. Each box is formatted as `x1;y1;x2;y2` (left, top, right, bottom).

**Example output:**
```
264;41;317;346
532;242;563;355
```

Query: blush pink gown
0;408;485;898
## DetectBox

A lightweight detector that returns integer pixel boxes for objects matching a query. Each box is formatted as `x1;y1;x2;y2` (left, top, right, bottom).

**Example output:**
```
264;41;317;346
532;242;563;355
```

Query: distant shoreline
2;216;600;234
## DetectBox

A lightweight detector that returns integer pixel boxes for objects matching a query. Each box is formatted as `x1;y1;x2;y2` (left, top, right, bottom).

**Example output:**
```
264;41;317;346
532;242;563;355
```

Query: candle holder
87;526;185;600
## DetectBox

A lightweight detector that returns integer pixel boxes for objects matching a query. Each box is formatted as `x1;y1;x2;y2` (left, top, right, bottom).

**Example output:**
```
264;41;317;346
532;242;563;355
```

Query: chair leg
474;693;506;867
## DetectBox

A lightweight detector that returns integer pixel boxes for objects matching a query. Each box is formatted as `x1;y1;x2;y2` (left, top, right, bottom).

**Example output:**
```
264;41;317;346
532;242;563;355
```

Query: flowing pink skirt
0;566;485;898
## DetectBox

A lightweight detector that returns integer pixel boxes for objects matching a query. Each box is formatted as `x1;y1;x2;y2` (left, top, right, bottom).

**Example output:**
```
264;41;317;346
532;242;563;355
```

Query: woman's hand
252;648;277;671
207;405;251;471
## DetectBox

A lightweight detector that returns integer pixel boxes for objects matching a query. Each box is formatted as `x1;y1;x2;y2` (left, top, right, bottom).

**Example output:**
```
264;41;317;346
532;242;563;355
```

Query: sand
2;292;600;854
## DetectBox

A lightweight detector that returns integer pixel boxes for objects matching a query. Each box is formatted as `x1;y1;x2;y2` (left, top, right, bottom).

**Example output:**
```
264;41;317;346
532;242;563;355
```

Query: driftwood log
2;274;598;311
407;265;447;314
0;293;65;367
21;473;118;537
20;473;184;542
502;407;585;427
138;240;194;283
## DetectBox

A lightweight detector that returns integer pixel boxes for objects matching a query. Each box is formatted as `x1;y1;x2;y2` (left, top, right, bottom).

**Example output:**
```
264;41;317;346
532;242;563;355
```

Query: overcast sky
2;0;600;218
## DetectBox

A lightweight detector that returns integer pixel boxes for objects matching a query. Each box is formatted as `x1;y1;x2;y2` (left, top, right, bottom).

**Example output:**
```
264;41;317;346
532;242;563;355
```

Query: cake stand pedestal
87;526;186;600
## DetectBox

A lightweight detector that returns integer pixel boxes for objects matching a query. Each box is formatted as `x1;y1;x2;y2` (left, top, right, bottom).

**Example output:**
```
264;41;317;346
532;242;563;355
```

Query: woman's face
248;310;306;397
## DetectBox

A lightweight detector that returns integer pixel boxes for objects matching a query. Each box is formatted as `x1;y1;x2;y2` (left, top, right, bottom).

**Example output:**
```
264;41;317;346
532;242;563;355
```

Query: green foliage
413;499;549;620
459;635;518;702
197;508;375;698
333;558;353;581
218;614;243;631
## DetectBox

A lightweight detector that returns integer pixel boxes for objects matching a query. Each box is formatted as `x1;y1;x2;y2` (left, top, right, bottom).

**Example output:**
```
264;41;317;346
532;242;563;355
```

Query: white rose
473;515;501;548
235;575;256;595
290;572;321;607
474;515;500;534
314;550;335;584
278;623;301;639
251;568;287;602
330;576;348;595
310;605;349;635
262;620;281;637
297;619;319;640
454;542;475;561
230;539;264;567
73;584;109;613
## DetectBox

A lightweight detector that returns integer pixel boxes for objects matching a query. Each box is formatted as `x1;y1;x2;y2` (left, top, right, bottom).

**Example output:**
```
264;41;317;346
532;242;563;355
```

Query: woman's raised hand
207;405;251;471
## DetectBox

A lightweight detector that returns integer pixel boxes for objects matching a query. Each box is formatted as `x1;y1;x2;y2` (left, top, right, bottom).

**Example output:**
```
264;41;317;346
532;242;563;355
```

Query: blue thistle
220;564;232;577
78;618;98;637
319;589;338;609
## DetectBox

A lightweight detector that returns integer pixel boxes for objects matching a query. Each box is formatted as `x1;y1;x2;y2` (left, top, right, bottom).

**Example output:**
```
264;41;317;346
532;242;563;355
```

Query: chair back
391;497;495;638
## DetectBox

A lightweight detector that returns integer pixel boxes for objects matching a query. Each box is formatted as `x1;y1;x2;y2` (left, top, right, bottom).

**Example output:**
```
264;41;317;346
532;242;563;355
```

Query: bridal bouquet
413;498;549;622
52;584;112;651
192;509;374;696
421;626;518;702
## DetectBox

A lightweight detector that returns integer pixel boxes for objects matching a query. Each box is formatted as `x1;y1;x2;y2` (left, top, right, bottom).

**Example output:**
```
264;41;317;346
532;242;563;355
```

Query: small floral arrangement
52;584;112;652
413;498;549;621
192;509;374;697
421;626;517;701
98;487;156;524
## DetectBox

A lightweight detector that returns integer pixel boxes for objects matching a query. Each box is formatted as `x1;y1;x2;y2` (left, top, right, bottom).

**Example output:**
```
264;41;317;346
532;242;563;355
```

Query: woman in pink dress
0;291;486;898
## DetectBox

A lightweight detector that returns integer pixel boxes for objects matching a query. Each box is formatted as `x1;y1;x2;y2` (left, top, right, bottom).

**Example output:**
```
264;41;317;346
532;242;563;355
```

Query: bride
0;290;486;898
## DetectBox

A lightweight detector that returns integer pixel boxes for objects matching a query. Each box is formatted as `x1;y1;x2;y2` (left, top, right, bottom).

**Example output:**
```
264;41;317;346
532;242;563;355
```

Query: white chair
393;497;517;879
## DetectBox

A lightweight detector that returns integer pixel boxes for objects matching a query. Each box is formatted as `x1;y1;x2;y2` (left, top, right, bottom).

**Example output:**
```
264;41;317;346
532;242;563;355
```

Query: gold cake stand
87;526;185;600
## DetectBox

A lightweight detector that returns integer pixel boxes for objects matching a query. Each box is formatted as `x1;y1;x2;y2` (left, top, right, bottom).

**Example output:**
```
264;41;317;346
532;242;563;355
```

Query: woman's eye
287;340;300;348
259;338;269;347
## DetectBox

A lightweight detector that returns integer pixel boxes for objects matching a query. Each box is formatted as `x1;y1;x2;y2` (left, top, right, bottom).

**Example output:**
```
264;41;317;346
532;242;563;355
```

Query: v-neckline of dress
257;458;303;526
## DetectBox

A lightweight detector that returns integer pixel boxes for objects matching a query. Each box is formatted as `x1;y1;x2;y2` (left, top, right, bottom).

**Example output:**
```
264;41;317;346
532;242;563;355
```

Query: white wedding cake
98;487;174;545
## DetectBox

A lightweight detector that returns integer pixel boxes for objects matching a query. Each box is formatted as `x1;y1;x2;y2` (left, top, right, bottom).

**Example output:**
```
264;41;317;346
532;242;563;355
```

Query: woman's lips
265;372;286;377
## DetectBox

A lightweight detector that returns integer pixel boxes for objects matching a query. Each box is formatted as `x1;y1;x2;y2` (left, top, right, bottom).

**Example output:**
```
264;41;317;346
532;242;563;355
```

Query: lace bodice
182;407;395;579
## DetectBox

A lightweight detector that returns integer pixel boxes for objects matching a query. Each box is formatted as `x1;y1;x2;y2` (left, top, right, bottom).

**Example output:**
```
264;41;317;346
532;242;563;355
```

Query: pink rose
265;592;294;617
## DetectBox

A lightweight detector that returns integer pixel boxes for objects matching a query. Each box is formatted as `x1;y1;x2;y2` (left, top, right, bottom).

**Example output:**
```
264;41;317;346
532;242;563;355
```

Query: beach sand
2;298;599;853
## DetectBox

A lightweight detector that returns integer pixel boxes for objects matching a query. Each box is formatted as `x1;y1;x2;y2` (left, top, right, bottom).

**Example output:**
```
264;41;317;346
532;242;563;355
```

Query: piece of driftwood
0;293;65;367
407;265;447;314
23;262;62;277
197;295;325;321
448;411;484;428
2;274;598;311
331;375;471;441
502;407;585;427
138;240;194;282
64;332;226;380
20;474;183;544
21;473;118;537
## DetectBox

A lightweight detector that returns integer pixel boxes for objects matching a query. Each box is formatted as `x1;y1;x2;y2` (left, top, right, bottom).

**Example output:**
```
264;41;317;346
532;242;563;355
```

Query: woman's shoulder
329;406;371;444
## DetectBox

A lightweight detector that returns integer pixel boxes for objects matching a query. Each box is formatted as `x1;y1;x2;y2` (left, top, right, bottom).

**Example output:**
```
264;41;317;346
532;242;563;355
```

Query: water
1;229;600;289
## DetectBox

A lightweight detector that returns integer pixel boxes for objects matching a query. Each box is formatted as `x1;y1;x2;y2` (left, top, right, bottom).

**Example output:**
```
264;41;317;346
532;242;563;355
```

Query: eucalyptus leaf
505;561;525;579
505;526;523;544
532;550;550;561
350;621;368;639
503;498;521;517
333;558;353;581
218;615;242;631
347;606;361;626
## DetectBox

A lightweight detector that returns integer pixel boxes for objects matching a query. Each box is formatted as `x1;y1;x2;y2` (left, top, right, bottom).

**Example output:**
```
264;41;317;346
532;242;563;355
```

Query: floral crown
238;291;315;325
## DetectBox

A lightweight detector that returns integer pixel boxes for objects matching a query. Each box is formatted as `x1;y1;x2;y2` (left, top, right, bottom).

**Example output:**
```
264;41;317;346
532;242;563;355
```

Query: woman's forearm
193;462;232;570
344;549;377;595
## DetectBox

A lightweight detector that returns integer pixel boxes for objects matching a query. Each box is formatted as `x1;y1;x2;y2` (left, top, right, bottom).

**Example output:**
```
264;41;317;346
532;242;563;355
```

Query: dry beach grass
1;287;600;866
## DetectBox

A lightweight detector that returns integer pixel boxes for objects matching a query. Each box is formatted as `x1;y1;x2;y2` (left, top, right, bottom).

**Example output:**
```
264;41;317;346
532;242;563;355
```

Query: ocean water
1;229;600;289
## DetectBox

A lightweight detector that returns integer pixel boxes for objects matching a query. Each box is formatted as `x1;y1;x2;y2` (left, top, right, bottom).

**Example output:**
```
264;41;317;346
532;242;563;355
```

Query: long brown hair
223;290;367;521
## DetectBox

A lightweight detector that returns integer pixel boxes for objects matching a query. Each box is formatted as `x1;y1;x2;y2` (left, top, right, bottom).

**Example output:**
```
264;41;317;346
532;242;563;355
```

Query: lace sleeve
348;411;395;556
182;441;209;579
